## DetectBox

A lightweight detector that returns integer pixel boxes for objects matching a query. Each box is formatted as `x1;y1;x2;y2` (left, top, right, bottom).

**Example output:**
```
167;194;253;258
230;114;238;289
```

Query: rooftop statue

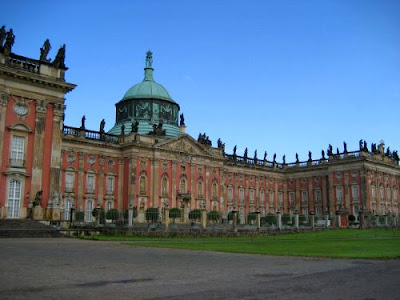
328;144;333;156
263;151;267;161
131;120;139;133
53;44;66;68
282;155;286;164
121;124;125;136
308;151;312;161
295;153;299;163
100;119;106;133
273;153;276;163
180;113;185;126
321;149;325;160
3;28;15;55
81;115;86;129
244;148;248;159
343;141;347;153
0;26;6;48
363;140;368;152
359;139;363;151
40;39;51;62
217;138;225;149
233;145;237;155
145;50;153;67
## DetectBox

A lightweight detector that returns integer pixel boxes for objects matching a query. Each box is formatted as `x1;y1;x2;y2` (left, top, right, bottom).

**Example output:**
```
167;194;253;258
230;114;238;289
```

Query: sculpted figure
33;191;43;207
321;149;325;159
282;155;286;164
180;113;185;126
359;139;363;151
244;148;248;159
308;151;312;161
81;115;86;129
296;153;299;163
131;121;139;133
0;26;6;47
145;50;153;67
121;124;125;135
343;141;347;153
3;28;15;55
100;119;106;133
40;39;51;62
363;141;368;152
233;145;237;155
263;151;267;161
53;44;66;68
273;153;276;162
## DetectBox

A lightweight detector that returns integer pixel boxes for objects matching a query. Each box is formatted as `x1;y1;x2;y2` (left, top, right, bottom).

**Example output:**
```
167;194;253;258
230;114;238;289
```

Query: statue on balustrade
308;151;312;161
0;26;6;48
53;44;66;68
359;139;363;151
33;191;43;207
131;120;139;133
328;144;333;156
217;138;225;150
244;148;248;159
282;155;286;164
343;141;347;153
80;115;86;129
321;149;325;160
363;140;368;152
40;39;51;62
273;153;276;163
180;113;185;126
233;145;237;156
295;153;299;163
3;28;15;55
100;119;106;133
121;124;125;135
263;151;267;161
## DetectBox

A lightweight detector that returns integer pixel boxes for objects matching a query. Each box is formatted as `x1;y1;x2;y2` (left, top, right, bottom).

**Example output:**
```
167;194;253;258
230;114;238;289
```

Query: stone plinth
33;206;44;220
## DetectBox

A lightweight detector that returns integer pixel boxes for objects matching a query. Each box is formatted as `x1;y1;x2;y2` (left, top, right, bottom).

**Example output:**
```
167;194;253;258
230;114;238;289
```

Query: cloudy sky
3;0;400;162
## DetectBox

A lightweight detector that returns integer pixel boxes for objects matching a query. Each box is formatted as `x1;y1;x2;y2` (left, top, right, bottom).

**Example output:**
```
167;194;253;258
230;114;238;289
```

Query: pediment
155;135;214;157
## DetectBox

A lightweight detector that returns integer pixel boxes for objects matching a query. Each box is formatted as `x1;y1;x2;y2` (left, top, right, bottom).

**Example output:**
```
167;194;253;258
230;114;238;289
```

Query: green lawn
82;229;400;259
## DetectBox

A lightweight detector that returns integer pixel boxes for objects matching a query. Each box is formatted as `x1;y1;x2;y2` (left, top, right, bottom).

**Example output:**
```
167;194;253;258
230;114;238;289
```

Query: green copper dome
122;59;175;103
108;51;181;138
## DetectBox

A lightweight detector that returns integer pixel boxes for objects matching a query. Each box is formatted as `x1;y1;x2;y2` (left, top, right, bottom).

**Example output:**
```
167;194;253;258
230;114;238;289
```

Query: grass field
82;229;400;259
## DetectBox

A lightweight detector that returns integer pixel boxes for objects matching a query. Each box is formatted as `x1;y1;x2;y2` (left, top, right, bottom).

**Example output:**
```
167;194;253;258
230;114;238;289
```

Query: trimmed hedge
189;209;201;221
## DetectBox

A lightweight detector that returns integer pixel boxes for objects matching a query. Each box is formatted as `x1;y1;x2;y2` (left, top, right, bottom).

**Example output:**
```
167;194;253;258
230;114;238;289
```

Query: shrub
145;208;159;222
169;208;181;222
106;209;120;222
189;209;201;221
282;213;292;225
348;214;356;222
227;211;240;222
247;212;257;223
75;210;84;222
299;214;307;223
265;213;276;225
207;210;220;222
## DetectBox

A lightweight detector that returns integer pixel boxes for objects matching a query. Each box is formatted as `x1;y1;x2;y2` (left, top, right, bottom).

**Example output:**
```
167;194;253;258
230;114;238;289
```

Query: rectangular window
352;185;359;199
315;190;322;204
302;190;308;204
10;136;25;167
380;186;384;200
65;173;74;192
239;188;244;202
394;189;398;201
289;192;295;206
336;186;343;203
85;200;93;222
106;177;114;194
386;187;391;200
228;186;233;201
87;175;95;193
260;190;265;203
249;189;254;203
270;190;274;204
278;192;283;205
371;185;376;199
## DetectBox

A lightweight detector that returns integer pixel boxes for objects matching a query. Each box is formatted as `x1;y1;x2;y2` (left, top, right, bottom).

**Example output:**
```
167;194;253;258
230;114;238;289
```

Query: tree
282;213;292;225
189;209;201;221
106;209;120;223
207;210;220;222
169;208;181;223
145;208;159;222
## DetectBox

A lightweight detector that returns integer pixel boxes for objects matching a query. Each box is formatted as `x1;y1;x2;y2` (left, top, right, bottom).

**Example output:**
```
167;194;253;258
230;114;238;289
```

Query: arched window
180;177;187;193
139;175;146;195
197;180;203;198
85;200;93;222
161;177;168;197
7;179;22;218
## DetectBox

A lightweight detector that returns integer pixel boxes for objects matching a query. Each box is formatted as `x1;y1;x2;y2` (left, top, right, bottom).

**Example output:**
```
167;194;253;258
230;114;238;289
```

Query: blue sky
3;0;400;162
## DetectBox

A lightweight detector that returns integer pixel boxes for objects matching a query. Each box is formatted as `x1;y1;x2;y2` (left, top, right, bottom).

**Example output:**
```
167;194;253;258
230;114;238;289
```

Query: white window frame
65;173;74;192
10;135;25;167
7;179;22;218
106;177;114;195
87;174;95;194
85;200;93;222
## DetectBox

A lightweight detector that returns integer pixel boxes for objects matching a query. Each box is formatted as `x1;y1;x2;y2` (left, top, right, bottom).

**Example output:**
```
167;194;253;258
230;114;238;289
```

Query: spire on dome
144;50;154;81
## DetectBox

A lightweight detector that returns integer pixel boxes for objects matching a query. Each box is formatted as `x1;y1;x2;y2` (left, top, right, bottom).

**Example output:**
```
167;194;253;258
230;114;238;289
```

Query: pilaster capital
36;100;48;114
0;92;9;107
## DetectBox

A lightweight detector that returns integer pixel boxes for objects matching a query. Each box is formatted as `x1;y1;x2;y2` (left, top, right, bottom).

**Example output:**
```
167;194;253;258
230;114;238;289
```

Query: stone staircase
0;219;64;238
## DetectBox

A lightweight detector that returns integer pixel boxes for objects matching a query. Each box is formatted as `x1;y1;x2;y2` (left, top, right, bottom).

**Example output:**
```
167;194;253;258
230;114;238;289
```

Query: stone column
325;213;330;228
337;213;341;228
31;100;47;201
328;172;335;219
77;152;85;208
49;103;64;207
322;175;328;215
128;206;133;228
232;210;238;232
164;207;170;229
277;211;282;230
255;211;261;229
384;214;388;227
171;161;177;207
294;212;299;229
120;157;127;209
344;172;350;210
0;92;9;188
310;211;315;229
98;156;105;207
184;203;189;224
201;209;207;229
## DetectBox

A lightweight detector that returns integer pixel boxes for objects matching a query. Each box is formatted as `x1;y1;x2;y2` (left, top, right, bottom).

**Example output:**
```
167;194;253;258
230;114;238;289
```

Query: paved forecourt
1;238;399;299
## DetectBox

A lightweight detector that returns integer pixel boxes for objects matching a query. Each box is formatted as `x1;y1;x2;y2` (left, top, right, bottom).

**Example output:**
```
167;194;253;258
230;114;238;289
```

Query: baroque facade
1;29;399;226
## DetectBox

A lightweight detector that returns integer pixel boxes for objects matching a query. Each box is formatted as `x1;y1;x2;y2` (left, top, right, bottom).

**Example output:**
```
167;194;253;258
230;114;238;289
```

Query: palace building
1;28;399;227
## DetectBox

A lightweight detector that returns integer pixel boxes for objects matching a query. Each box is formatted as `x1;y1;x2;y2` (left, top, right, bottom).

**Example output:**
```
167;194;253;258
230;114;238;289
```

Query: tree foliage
189;209;201;220
145;208;159;222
